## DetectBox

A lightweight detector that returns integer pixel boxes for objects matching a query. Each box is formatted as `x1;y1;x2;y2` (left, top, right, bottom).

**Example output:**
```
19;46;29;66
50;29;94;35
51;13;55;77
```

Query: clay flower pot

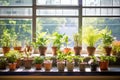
24;58;33;69
104;46;112;56
39;46;47;56
2;47;10;54
99;61;109;70
9;63;17;71
44;60;52;71
16;59;22;68
52;46;58;56
74;46;82;55
79;62;86;71
57;61;65;72
35;64;42;70
66;61;74;72
14;46;22;52
63;48;71;54
87;47;96;56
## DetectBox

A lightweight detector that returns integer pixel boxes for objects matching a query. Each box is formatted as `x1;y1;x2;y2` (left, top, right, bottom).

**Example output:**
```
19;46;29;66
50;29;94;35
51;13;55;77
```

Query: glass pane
84;0;100;6
0;18;32;47
0;0;32;6
83;17;120;40
36;18;78;47
37;0;78;6
113;0;120;6
0;8;32;16
113;9;120;15
101;0;112;6
37;9;78;16
101;8;107;15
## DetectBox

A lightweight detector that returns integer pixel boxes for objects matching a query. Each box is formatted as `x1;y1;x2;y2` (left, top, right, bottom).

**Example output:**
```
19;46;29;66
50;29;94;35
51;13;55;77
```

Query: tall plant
83;26;102;47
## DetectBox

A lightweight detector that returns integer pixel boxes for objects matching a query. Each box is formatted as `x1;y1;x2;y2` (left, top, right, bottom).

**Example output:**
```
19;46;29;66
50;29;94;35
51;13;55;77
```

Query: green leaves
34;56;44;64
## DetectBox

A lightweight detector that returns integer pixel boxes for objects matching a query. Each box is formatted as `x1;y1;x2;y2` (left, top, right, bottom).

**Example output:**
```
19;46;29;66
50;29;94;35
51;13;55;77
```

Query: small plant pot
2;47;10;54
44;60;52;71
14;46;22;52
35;64;42;70
79;62;86;71
16;59;22;68
9;63;17;71
63;48;71;54
74;46;82;55
90;63;98;71
87;47;96;56
24;59;33;69
52;46;58;56
66;61;74;72
104;46;112;56
57;61;65;72
39;46;47;56
99;61;109;70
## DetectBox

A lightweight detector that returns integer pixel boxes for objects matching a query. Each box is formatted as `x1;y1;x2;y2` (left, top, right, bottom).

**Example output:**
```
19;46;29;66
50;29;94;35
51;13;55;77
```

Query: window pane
83;17;120;40
0;8;32;16
37;0;78;6
0;0;32;6
0;18;32;46
83;0;100;6
37;9;78;16
113;0;120;6
101;0;112;6
36;18;78;47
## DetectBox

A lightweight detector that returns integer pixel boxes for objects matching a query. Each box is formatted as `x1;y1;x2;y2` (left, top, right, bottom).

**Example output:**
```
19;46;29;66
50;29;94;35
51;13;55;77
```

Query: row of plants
0;26;119;56
0;50;116;72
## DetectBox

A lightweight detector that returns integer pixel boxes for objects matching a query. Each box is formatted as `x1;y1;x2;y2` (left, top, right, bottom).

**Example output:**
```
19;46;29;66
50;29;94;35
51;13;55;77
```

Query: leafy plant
73;29;82;46
34;56;44;64
102;28;114;47
57;50;66;61
51;32;64;49
83;26;102;47
35;32;49;47
99;55;116;62
66;55;75;63
89;56;99;64
5;50;19;63
0;29;11;47
63;35;69;48
0;57;7;67
112;41;120;53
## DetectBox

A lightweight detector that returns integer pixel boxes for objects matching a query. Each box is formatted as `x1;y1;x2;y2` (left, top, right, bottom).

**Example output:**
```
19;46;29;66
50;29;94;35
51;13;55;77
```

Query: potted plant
102;28;114;56
23;47;33;69
36;32;49;56
89;56;99;71
76;56;86;71
73;29;82;55
63;35;71;54
34;56;44;70
0;57;7;69
83;26;102;56
56;50;66;72
66;55;75;72
44;57;52;71
112;41;120;56
99;55;116;71
0;29;11;54
51;32;64;56
6;50;18;71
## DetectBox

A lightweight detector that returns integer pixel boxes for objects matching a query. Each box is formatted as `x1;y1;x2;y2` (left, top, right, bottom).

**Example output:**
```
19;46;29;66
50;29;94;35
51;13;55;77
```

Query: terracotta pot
35;64;42;70
87;47;96;56
63;48;71;54
44;60;52;71
79;62;86;71
39;46;47;56
9;63;17;71
14;46;22;52
2;47;10;54
52;46;58;56
74;46;82;55
99;61;109;70
104;46;112;56
24;59;33;69
16;59;22;68
66;61;74;72
57;61;65;72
